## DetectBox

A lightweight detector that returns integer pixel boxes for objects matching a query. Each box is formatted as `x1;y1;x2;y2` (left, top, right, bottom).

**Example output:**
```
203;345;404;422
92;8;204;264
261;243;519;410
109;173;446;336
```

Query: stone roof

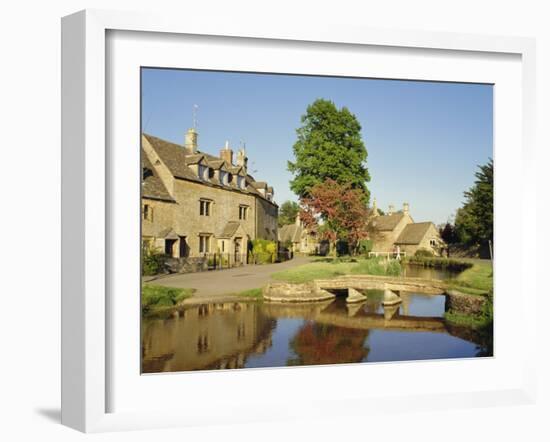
142;133;276;205
218;221;242;239
279;224;302;243
251;181;267;190
369;213;405;231
144;134;200;182
157;228;179;240
141;153;176;203
395;222;434;245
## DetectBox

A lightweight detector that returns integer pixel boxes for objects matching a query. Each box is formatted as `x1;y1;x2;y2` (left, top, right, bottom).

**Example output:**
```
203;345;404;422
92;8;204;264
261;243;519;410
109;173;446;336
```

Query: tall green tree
455;158;493;246
278;200;300;227
288;99;371;201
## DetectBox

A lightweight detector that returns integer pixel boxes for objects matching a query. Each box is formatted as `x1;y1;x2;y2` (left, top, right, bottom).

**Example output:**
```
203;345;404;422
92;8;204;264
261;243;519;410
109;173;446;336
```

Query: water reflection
142;292;491;374
141;302;276;373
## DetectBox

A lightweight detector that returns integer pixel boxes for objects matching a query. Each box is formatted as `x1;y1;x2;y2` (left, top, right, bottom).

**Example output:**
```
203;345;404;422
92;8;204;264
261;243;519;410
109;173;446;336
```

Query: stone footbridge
264;274;448;305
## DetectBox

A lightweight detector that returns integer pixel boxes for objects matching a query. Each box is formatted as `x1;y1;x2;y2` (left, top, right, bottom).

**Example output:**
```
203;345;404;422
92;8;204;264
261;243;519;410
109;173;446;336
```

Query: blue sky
141;68;493;225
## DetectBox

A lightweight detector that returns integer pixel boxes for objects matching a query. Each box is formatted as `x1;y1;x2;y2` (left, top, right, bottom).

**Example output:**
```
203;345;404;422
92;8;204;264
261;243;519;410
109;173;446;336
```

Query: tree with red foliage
300;178;369;255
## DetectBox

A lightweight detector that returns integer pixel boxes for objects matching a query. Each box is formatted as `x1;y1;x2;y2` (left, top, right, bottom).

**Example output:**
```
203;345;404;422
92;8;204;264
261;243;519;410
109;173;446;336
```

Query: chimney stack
184;128;198;154
403;202;409;215
388;204;394;215
372;198;379;217
236;148;248;172
220;140;233;165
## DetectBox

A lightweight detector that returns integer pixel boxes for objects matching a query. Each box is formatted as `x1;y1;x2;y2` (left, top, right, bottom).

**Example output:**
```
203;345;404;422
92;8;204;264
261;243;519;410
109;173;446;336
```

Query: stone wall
171;179;257;255
141;198;176;243
445;290;486;315
255;196;278;242
164;256;209;273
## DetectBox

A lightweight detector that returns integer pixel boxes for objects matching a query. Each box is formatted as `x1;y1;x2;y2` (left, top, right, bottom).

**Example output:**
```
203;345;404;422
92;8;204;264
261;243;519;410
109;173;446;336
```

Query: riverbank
404;256;493;329
142;284;195;318
405;257;492;295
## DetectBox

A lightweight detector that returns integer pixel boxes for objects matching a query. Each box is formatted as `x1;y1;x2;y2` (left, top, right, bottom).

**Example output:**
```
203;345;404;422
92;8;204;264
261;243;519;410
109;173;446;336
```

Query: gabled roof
158;228;179;240
279;224;302;243
143;134;201;182
185;154;206;165
208;159;228;170
218;221;243;239
141;153;175;203
369;213;405;231
395;222;434;245
251;181;268;190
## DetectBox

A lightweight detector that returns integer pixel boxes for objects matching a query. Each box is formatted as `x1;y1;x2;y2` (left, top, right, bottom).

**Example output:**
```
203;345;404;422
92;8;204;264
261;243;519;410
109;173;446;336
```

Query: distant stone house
141;128;278;271
278;215;319;255
368;201;446;256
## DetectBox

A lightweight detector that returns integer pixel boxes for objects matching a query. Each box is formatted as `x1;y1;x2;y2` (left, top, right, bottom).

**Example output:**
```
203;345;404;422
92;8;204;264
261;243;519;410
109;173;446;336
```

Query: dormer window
198;165;207;180
237;176;246;189
219;171;228;185
227;173;233;184
208;168;215;180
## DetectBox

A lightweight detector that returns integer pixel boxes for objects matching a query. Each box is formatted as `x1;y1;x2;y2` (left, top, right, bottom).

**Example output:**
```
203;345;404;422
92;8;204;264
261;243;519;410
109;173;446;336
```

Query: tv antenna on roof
192;104;199;129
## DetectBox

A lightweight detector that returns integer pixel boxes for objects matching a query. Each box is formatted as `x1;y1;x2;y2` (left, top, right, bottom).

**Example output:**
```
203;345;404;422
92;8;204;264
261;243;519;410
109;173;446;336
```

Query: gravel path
143;256;312;298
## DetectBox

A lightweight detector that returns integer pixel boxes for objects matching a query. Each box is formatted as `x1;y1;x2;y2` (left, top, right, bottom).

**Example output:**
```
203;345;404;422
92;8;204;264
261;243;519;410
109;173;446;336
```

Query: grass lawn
142;284;194;316
271;257;401;284
446;259;493;296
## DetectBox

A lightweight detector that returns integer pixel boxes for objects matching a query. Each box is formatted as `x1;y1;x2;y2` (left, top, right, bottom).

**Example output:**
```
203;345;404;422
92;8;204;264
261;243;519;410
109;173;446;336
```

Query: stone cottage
278;214;319;255
141;128;278;271
368;200;446;256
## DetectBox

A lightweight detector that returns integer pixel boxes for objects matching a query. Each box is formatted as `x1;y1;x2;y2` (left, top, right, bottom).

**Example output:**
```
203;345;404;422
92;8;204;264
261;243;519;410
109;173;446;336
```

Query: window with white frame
199;199;212;216
199;234;212;254
239;205;249;220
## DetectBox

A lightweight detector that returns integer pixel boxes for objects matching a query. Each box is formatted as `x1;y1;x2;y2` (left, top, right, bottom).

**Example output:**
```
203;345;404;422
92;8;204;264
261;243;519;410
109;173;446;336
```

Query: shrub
415;248;434;258
251;239;277;264
142;246;166;276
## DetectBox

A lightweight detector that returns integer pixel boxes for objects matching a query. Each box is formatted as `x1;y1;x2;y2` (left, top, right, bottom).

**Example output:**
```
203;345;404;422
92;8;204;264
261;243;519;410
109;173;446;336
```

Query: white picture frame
61;9;537;433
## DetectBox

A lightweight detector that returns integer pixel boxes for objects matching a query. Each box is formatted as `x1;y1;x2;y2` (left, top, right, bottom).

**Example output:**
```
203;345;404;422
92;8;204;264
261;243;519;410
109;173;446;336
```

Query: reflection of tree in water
288;321;370;366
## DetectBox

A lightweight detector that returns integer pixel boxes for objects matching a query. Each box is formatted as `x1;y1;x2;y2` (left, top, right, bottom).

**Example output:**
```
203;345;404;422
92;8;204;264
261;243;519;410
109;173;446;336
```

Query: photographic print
140;68;493;374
